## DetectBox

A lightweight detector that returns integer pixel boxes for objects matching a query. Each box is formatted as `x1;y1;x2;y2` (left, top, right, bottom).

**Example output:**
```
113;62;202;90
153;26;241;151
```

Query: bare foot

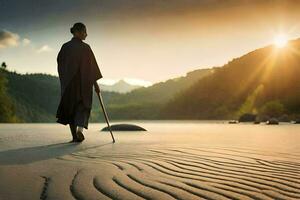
76;131;85;142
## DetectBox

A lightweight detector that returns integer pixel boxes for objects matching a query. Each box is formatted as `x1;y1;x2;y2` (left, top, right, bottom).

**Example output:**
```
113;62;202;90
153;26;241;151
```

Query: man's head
70;22;87;40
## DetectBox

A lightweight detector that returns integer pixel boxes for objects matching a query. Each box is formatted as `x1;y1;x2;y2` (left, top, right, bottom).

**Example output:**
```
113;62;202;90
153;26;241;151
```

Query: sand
0;122;299;200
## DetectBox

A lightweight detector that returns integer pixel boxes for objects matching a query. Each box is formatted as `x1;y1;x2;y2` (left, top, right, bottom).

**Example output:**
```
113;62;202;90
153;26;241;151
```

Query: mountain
162;39;300;120
99;80;142;93
1;70;61;122
106;68;215;105
0;67;213;122
0;69;123;122
91;68;215;120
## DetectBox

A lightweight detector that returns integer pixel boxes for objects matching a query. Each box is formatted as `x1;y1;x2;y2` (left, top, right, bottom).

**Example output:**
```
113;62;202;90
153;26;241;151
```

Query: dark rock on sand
101;124;147;131
266;118;279;125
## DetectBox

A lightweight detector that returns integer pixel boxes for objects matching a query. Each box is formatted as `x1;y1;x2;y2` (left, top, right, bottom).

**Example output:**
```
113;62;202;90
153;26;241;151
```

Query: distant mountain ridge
93;68;215;119
0;67;213;122
100;79;142;93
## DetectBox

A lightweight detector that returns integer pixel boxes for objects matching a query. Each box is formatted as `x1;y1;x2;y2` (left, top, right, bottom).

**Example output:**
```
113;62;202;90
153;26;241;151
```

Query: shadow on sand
0;142;112;165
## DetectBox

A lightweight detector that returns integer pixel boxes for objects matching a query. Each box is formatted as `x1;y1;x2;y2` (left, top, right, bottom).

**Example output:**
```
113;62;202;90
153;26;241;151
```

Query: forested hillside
0;67;213;122
162;39;300;120
0;68;18;122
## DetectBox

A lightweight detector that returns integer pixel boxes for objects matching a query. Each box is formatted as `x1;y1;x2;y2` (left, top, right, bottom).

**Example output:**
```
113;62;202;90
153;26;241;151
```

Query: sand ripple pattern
57;146;300;200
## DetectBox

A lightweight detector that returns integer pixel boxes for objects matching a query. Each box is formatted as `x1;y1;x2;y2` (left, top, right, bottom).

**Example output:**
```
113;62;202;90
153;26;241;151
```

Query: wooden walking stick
96;90;115;143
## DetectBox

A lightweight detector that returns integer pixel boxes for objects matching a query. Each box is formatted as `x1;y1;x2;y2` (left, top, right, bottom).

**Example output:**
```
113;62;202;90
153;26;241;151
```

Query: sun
273;34;288;48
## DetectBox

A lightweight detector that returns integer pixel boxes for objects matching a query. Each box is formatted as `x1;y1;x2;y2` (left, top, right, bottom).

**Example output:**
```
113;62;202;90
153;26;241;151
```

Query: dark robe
56;37;102;129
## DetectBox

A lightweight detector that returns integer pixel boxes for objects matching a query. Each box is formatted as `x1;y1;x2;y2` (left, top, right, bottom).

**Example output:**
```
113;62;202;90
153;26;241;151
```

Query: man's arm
94;81;100;94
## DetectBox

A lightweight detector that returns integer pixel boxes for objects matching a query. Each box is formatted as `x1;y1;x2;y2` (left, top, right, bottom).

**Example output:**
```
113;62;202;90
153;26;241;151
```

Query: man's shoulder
60;41;71;49
82;41;91;49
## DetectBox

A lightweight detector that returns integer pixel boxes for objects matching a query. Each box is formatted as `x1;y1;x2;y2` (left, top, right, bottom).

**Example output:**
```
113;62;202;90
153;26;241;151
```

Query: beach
0;121;299;200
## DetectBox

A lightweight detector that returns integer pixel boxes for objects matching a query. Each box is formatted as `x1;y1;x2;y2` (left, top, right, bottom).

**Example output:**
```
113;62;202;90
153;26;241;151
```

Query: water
0;121;299;153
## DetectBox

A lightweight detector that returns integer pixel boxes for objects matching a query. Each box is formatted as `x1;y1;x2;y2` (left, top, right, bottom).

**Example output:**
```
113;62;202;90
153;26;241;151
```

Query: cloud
22;38;31;46
0;29;20;48
37;45;53;53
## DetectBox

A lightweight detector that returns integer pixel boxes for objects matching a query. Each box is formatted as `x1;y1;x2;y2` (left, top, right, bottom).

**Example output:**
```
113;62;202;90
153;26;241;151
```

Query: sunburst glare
273;34;288;48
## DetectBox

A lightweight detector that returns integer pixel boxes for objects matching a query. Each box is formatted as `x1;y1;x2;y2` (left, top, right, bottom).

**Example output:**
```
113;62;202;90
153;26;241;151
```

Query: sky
1;0;300;86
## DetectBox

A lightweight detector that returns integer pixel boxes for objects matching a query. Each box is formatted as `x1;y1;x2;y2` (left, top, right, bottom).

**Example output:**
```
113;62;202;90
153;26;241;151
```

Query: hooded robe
56;37;102;128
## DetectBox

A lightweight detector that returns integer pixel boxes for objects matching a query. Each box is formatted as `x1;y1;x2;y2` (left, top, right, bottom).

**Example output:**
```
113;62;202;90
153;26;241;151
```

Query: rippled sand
0;122;299;200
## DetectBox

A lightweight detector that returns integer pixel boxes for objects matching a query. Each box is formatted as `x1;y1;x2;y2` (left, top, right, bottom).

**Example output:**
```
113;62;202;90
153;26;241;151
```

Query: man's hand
94;82;100;94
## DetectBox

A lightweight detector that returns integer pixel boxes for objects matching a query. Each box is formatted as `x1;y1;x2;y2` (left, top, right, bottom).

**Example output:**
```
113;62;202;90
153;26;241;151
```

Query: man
56;22;102;142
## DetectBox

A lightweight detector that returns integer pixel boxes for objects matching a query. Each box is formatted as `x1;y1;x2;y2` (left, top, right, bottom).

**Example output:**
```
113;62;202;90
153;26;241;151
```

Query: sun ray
234;49;274;98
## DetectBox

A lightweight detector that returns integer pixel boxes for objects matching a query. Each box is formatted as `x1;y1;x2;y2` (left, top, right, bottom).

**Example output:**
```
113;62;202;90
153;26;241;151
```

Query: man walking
56;22;102;142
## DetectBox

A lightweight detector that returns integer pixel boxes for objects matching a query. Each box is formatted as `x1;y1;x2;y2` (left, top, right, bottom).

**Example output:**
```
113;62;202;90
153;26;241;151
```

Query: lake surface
0;121;299;153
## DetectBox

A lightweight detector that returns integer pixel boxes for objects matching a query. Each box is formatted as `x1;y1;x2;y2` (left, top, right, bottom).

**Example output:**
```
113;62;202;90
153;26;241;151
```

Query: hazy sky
1;0;300;85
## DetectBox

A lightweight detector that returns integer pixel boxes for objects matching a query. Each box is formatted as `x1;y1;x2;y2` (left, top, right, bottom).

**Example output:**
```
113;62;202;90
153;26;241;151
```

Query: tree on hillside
259;100;285;118
1;62;7;69
0;69;18;122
